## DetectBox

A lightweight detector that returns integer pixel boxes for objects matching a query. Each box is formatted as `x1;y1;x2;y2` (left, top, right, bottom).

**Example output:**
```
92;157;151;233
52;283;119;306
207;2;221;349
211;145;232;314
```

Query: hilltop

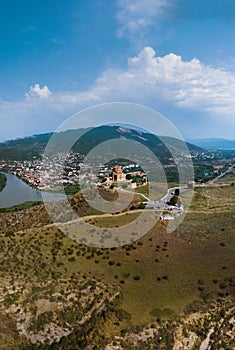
0;125;201;161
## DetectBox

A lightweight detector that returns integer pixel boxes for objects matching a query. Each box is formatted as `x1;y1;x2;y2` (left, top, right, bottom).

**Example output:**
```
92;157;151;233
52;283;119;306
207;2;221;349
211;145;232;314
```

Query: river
0;172;67;208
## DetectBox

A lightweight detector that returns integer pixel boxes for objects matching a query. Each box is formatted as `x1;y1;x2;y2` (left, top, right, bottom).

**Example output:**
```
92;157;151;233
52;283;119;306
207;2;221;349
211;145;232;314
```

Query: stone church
111;165;126;182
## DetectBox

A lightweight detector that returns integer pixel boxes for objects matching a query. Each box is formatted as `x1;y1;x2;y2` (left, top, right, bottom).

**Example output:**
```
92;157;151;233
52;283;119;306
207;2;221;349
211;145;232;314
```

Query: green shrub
133;275;140;281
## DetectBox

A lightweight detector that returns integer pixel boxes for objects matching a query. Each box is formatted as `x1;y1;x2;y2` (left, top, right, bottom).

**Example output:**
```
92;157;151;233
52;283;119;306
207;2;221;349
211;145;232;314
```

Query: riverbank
0;200;43;213
8;171;80;196
0;172;68;209
0;173;7;192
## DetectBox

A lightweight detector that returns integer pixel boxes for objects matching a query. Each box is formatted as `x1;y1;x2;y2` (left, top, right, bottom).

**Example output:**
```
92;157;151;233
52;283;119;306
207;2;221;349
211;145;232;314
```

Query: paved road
207;163;235;184
119;185;185;208
160;186;188;202
145;185;189;210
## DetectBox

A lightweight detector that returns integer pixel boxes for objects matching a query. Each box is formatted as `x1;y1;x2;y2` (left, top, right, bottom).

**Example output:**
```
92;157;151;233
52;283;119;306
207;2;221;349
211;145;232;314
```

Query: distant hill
0;132;53;160
0;126;202;162
188;138;235;150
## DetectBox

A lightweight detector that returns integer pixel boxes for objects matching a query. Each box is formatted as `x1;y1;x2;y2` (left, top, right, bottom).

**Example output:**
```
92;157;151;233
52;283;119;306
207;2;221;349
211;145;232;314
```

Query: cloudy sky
0;0;235;141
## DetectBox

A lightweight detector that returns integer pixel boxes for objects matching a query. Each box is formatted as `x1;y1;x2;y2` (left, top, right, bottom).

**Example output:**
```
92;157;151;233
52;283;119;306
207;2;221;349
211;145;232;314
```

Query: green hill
0;126;202;162
0;132;53;160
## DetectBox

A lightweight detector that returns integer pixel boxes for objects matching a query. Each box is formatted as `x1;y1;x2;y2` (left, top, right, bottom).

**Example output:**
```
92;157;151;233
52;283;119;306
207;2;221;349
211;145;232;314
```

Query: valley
0;127;235;349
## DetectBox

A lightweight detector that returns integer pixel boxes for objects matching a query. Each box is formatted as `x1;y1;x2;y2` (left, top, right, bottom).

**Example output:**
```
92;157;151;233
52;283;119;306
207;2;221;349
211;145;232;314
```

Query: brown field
0;184;234;348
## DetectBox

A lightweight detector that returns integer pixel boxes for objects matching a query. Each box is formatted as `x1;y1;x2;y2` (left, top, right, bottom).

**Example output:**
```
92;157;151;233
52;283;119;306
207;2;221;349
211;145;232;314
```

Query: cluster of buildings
0;159;41;187
0;152;83;189
0;152;147;191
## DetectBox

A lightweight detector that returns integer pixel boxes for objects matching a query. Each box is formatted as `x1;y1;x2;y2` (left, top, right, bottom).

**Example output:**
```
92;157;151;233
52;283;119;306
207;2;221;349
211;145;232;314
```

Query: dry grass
0;184;235;347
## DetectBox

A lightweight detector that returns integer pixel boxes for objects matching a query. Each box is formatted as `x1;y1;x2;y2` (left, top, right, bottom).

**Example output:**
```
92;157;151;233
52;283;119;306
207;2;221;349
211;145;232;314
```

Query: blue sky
0;0;235;141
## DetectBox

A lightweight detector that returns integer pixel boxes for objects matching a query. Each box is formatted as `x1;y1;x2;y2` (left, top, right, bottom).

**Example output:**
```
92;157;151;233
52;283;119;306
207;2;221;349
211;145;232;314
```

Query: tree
168;195;178;206
174;188;180;196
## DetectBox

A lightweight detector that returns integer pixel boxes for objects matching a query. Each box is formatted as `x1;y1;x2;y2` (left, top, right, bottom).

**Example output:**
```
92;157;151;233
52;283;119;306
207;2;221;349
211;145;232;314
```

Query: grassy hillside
0;185;234;348
0;188;143;234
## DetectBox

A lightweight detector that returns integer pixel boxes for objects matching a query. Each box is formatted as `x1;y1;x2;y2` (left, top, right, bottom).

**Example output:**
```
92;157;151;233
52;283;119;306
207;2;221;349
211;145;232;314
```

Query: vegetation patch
0;173;7;192
0;184;234;348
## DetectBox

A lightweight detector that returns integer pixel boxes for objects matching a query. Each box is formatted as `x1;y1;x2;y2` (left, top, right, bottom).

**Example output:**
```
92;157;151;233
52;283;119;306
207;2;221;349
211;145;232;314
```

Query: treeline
0;173;7;192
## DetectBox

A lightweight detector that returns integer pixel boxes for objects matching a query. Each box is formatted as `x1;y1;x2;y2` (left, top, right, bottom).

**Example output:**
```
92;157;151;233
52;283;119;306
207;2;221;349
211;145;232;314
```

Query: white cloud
1;47;235;140
17;48;235;118
116;0;173;38
25;84;52;100
76;47;235;117
57;91;100;104
23;48;235;118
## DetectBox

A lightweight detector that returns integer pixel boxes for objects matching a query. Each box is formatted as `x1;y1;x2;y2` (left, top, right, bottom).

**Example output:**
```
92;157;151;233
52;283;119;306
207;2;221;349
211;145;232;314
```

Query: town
0;148;234;189
0;152;147;191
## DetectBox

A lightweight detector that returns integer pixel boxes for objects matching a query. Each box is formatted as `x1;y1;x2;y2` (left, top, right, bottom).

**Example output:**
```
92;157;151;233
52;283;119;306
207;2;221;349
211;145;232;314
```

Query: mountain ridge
188;138;235;150
0;125;202;161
